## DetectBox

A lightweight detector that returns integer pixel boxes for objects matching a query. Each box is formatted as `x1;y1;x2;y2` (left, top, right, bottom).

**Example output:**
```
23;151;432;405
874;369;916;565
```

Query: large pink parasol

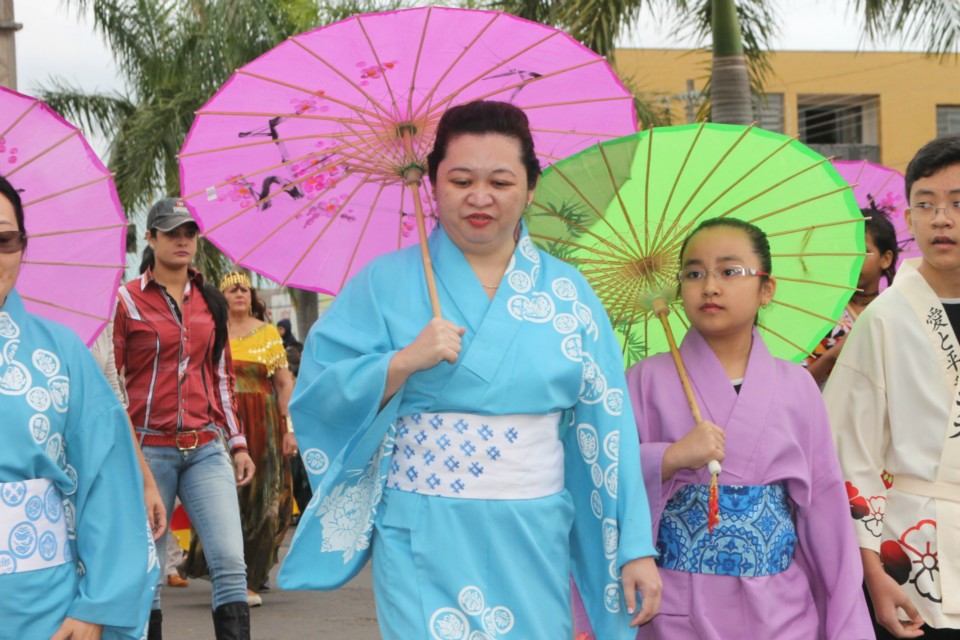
832;160;919;272
1;86;127;346
179;6;637;308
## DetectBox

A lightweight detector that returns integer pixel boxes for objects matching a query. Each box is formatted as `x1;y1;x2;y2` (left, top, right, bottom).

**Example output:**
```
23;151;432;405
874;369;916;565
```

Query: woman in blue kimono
0;176;157;639
279;101;661;639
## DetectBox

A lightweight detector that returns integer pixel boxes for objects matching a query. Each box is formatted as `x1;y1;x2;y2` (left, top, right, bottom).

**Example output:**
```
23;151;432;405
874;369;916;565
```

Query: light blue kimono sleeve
289;263;403;489
59;330;155;635
564;278;656;640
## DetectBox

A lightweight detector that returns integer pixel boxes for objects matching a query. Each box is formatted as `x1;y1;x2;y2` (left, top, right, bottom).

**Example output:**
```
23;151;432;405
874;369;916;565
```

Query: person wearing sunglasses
0;174;156;639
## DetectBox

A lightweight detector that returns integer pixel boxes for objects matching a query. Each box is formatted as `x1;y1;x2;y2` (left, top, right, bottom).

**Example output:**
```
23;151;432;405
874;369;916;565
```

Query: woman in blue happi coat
0;175;156;639
279;101;661;639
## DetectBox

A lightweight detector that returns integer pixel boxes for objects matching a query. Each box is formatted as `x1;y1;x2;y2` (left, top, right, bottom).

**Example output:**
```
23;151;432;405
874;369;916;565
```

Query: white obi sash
387;412;564;500
0;478;71;575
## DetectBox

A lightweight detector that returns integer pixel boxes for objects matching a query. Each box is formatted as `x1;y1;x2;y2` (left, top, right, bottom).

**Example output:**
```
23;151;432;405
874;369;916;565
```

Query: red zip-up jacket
113;268;247;451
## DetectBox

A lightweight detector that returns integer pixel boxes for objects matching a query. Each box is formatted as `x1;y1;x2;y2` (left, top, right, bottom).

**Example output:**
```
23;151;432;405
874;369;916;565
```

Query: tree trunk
710;0;753;126
291;287;319;343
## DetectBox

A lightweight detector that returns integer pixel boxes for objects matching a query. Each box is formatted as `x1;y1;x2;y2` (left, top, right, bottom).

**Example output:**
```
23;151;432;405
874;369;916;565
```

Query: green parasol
526;122;866;369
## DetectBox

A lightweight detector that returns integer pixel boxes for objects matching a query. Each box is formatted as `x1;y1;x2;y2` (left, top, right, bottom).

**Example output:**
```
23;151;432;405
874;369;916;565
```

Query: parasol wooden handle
650;296;722;476
401;129;441;318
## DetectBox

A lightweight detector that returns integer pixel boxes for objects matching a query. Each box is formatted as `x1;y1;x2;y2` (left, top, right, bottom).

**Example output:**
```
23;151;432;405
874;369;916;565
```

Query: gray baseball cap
147;198;196;232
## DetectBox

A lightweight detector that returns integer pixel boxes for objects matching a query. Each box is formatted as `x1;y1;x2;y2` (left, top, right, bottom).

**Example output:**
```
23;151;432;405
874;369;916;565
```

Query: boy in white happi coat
824;135;960;638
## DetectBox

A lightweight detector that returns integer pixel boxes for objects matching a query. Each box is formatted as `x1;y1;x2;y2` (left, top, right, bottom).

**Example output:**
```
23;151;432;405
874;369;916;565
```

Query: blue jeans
143;438;247;610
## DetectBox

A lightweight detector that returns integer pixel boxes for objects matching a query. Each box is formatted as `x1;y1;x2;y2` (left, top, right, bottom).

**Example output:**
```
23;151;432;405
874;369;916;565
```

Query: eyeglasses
908;203;960;219
0;230;25;254
677;265;769;284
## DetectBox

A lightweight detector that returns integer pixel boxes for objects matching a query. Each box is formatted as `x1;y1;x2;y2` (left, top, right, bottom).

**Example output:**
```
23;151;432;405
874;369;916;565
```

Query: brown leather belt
140;429;219;451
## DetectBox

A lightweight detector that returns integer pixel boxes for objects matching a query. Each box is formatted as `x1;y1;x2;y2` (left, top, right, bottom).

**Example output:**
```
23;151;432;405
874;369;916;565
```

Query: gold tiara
219;272;252;292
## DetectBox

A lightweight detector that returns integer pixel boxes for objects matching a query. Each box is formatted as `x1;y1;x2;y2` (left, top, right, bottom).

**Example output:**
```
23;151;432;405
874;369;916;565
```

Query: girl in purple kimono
628;218;873;639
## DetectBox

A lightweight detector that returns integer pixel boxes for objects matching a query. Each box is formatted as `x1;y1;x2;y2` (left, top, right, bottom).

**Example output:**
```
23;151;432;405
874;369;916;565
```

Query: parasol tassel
645;292;723;531
707;460;722;533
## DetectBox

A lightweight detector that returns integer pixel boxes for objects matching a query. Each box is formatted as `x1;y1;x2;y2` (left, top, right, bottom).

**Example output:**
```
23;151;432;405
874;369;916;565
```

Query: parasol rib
235;172;369;265
231;70;381;121
652;132;796;255
411;11;501;122
22;174;113;208
22;260;125;269
747;184;852;225
19;295;109;321
528;126;633;138
650;125;757;257
178;133;332;158
450;59;613;110
6;131;79;178
288;35;397;124
526;232;632;263
521;95;634;112
769;298;852;325
27;223;126;238
195;109;369;128
356;14;401;121
756;322;814;358
547;164;642;260
773;275;859;291
652;122;706;249
643;127;653;252
0;98;38;139
772;252;866;257
277;176;377;287
598;142;643;252
406;6;433;131
765;216;865;237
334;181;391;292
527;202;641;262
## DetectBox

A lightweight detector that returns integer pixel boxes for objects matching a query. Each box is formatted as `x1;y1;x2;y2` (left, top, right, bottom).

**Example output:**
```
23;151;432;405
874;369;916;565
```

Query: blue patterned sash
656;483;797;577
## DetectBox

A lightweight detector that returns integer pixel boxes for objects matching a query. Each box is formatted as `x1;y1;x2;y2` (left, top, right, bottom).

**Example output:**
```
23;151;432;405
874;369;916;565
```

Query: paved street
162;533;380;639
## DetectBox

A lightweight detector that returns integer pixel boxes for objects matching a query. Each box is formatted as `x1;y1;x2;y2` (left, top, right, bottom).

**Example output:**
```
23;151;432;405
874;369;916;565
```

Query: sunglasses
0;230;25;254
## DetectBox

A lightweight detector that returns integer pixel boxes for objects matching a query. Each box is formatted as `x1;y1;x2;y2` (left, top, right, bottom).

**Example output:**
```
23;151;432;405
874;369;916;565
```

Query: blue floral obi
656;483;797;577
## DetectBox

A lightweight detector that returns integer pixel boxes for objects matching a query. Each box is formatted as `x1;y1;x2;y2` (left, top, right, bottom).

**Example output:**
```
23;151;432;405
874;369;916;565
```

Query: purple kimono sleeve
791;396;873;639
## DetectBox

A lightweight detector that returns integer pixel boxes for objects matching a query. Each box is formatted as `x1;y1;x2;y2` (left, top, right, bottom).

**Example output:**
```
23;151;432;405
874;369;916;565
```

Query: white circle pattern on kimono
579;354;608;404
552;277;578;301
518;236;539;263
9;522;37;558
603;389;623;416
459;586;485;616
26;387;51;412
0;312;19;338
302;448;329;475
31;349;60;377
62;500;76;539
47;376;69;413
603;584;621;613
0;356;31;395
604;464;618;499
62;465;78;496
482;606;515;636
44;485;62;522
38;531;57;561
591;490;603;518
552;313;578;334
576;424;599;464
506;293;555;323
430;608;469;640
602;518;618;559
609;558;619;581
30;414;51;445
468;632;492;640
561;335;582;362
591;463;603;488
506;270;531;293
45;433;66;468
603;431;619;461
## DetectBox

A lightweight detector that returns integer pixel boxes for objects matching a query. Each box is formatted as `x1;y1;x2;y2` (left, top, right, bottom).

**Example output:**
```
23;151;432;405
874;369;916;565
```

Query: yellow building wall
615;49;960;172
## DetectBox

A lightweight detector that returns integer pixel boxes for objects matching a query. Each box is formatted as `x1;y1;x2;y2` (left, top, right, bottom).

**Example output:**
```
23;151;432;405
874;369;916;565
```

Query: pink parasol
1;86;127;346
832;160;919;275
179;6;637;310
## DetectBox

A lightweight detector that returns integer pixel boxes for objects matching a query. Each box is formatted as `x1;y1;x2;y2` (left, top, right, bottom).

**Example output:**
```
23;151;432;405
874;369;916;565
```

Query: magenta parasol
0;86;127;346
179;6;637;311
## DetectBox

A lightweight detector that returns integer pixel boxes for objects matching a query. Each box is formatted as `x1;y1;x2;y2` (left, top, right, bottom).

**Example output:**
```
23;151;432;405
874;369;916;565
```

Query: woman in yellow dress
186;271;296;606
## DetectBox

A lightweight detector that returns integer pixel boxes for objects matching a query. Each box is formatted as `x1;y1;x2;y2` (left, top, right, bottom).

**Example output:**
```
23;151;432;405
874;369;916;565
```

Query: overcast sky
15;0;923;98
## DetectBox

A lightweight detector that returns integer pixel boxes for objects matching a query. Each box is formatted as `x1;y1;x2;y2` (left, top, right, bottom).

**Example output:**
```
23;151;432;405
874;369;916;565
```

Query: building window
937;106;960;137
797;94;880;162
753;93;784;134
